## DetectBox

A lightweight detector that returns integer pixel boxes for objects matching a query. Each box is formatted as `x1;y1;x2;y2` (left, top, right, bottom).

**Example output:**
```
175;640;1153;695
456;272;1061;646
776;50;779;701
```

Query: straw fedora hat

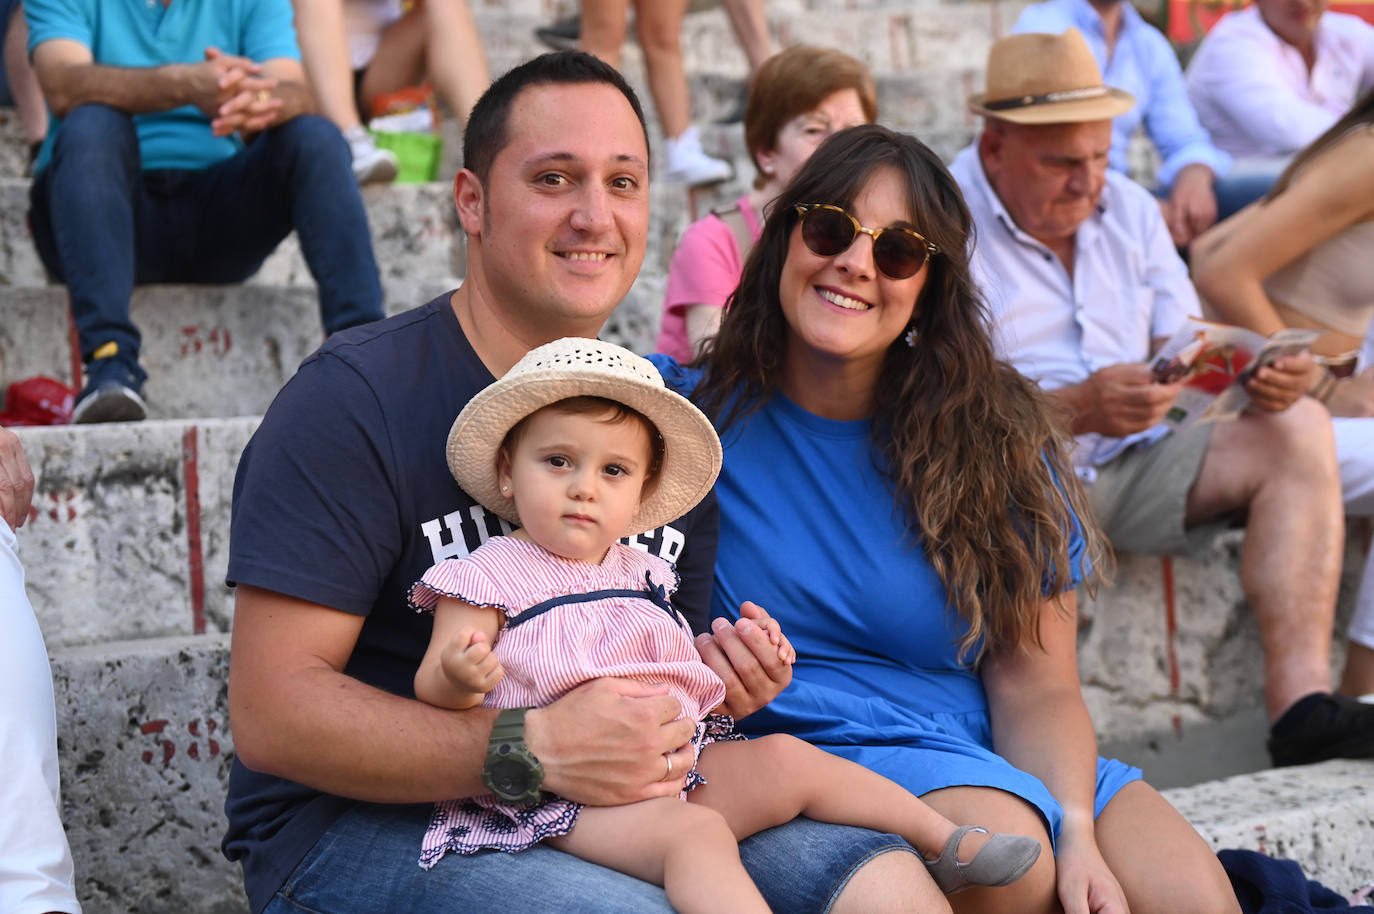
446;337;722;537
967;29;1135;124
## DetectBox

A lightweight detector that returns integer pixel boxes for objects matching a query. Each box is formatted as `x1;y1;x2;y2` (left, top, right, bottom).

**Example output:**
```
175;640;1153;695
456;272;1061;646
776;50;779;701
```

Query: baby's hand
439;628;504;695
749;615;796;666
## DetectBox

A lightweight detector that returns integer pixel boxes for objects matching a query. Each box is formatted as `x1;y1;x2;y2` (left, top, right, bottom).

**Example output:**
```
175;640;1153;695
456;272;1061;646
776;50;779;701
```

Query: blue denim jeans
262;803;914;914
28;104;384;364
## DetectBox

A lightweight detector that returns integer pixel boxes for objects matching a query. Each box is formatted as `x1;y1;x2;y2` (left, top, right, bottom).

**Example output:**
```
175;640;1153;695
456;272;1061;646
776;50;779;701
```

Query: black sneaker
1266;692;1374;767
72;353;148;424
534;15;581;52
715;84;749;125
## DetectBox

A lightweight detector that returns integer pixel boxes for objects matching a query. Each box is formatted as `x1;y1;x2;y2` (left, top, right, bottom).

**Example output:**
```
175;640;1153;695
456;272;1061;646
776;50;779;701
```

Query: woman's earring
500;485;510;495
904;326;919;348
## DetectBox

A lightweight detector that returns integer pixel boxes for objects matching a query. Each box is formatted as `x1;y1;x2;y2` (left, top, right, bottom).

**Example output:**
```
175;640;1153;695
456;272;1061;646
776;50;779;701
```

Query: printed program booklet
1149;317;1320;430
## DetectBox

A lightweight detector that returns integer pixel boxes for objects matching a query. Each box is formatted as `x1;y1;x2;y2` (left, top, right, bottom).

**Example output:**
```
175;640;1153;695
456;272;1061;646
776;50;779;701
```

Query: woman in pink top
657;45;877;361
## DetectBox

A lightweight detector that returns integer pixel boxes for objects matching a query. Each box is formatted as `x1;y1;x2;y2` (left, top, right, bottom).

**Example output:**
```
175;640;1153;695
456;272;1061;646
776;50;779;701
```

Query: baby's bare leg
546;798;770;914
693;734;1003;860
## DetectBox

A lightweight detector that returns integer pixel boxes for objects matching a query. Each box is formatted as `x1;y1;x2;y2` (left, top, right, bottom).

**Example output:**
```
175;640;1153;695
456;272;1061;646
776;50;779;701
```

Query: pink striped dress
408;537;727;866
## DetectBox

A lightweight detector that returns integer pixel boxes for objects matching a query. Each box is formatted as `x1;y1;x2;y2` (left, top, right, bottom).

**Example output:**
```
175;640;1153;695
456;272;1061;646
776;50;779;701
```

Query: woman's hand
1245;351;1316;412
1055;829;1130;914
694;601;794;719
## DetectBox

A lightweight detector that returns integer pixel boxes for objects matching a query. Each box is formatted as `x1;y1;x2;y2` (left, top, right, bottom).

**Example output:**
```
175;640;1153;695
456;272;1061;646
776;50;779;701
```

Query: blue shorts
262;802;914;914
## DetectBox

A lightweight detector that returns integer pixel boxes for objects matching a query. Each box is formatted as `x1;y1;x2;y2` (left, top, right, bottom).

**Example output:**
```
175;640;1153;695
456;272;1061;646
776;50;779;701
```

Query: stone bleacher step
50;633;241;914
45;624;1374;914
16;419;255;650
4;286;330;419
1163;759;1374;895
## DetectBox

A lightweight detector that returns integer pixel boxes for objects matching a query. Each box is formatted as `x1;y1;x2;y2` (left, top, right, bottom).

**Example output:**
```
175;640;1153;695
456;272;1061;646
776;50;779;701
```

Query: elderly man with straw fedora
951;30;1374;772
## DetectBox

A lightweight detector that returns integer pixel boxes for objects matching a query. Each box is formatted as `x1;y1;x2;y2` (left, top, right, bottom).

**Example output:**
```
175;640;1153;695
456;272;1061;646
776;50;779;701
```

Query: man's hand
1245;351;1316;412
1065;363;1182;437
1324;365;1374;418
524;678;696;806
203;47;282;137
695;601;794;720
0;427;35;532
1163;163;1218;247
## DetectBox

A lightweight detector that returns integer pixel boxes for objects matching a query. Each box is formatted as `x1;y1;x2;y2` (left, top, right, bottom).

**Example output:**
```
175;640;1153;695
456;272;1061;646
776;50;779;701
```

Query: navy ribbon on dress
505;571;676;630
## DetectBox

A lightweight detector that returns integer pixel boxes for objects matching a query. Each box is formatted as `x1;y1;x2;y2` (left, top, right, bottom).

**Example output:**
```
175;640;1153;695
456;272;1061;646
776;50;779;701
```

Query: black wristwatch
482;707;544;805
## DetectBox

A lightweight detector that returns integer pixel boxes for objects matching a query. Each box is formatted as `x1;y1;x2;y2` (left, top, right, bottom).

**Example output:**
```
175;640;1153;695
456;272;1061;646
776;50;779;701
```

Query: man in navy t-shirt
223;52;926;913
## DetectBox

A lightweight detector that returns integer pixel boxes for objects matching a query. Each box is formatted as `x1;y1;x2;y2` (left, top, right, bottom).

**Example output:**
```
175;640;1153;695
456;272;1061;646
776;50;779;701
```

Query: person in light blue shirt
1013;0;1255;245
24;0;384;424
953;30;1374;770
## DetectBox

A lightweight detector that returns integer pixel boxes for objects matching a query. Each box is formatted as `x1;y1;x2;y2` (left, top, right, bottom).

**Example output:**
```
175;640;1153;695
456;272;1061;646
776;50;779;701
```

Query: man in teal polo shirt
25;0;384;422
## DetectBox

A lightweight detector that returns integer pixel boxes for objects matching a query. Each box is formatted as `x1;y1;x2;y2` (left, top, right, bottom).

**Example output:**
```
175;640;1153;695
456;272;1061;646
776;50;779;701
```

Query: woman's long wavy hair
694;124;1107;661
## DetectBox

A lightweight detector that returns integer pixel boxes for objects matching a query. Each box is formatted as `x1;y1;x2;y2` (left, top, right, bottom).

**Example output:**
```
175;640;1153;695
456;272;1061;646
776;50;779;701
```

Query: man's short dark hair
463;51;650;186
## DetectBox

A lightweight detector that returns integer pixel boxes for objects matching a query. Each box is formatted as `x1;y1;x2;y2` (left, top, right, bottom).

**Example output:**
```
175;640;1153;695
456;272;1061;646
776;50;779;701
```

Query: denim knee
49;104;140;174
261;114;350;174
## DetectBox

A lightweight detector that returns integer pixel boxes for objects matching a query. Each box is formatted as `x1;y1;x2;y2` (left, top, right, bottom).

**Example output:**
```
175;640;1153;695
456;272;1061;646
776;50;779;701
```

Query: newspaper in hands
1149;317;1321;431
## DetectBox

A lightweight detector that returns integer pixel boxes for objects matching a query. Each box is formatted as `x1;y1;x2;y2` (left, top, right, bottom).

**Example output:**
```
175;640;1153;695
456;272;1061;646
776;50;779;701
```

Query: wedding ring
256;90;271;102
662;753;674;781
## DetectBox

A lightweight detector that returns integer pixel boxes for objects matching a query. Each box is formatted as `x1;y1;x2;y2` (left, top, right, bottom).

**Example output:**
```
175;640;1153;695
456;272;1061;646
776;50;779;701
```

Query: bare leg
356;9;426;118
290;0;364;131
1186;399;1343;719
5;6;47;145
418;0;490;124
919;786;1057;914
580;0;631;70
547;799;770;914
631;0;691;138
691;734;1036;903
1339;641;1374;697
722;0;772;73
1095;781;1240;914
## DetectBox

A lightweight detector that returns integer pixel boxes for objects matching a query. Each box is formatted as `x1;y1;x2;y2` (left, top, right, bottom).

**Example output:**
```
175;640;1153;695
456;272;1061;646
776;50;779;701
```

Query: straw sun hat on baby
446;338;722;537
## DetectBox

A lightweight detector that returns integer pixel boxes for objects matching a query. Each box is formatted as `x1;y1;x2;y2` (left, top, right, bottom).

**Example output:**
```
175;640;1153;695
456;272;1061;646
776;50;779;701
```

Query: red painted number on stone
46;490;76;523
179;326;233;357
138;717;222;765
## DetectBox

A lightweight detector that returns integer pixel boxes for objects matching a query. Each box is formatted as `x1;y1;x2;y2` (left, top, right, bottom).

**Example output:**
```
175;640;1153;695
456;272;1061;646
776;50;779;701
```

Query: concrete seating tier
14;420;1374;910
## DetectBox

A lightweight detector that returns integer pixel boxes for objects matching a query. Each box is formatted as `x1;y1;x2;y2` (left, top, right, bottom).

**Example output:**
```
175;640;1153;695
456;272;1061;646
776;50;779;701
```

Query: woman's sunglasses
794;203;939;280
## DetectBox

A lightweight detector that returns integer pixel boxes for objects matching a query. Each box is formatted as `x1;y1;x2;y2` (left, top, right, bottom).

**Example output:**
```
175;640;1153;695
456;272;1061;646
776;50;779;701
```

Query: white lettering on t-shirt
420;506;514;565
622;523;685;564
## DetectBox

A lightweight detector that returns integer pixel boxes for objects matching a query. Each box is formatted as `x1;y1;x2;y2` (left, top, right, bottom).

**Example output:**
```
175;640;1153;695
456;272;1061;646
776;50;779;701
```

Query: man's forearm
41;62;197;118
233;662;499;803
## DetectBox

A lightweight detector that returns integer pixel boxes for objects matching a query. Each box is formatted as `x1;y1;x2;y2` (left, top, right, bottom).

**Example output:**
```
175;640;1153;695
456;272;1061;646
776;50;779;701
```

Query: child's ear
496;449;514;497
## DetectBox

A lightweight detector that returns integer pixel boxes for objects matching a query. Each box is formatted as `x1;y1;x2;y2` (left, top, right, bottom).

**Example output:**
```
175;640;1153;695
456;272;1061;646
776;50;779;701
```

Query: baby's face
498;407;652;563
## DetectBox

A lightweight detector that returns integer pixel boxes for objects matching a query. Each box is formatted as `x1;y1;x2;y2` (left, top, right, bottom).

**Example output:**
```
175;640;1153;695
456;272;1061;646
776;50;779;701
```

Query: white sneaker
345;125;398;185
663;126;732;187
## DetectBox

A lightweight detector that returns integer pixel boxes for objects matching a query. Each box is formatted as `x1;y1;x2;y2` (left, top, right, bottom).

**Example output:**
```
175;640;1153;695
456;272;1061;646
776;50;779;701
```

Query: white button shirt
1186;6;1374;158
949;144;1201;472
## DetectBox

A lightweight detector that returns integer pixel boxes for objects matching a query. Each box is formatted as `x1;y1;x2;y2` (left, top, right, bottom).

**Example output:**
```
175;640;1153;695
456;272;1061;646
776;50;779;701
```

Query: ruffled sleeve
408;557;512;614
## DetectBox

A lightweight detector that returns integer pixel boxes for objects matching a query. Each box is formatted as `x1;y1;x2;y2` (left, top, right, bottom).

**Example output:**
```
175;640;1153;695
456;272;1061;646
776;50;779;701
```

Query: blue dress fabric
650;356;1142;847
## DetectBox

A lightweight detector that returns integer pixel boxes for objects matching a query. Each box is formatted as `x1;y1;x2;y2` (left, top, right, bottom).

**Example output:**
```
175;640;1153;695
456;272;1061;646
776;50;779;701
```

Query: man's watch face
489;754;534;797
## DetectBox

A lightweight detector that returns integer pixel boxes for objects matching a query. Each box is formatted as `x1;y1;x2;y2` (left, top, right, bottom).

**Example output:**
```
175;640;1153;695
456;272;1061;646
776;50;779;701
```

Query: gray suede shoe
924;825;1042;895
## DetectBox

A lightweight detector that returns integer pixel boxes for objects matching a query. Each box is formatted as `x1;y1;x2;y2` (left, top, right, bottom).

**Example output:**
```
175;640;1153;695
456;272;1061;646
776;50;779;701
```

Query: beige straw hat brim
967;87;1135;124
446;338;722;537
967;29;1136;124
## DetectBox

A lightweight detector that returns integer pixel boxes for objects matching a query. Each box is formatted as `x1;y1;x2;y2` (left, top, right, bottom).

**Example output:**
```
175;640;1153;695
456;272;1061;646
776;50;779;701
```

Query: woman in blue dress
654;125;1240;913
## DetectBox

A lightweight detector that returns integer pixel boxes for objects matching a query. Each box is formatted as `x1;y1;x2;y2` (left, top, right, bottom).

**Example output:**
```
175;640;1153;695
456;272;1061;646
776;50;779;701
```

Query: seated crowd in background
23;0;385;423
1186;0;1374;179
950;27;1374;764
291;0;491;184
